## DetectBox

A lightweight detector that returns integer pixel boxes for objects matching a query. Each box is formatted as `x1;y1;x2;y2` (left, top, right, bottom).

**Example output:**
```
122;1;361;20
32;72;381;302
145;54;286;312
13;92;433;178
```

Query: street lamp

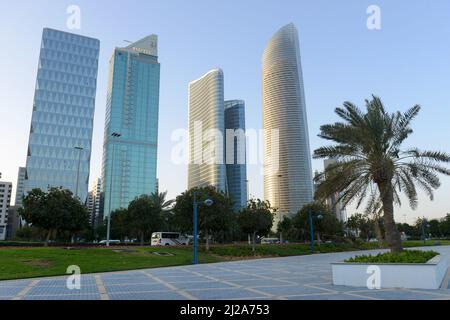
193;192;213;265
421;218;430;246
74;146;84;199
308;209;323;254
106;132;121;247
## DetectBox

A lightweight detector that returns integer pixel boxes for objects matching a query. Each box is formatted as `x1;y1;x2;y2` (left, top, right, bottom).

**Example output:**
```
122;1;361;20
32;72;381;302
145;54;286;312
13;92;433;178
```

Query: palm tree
314;96;450;252
150;191;175;211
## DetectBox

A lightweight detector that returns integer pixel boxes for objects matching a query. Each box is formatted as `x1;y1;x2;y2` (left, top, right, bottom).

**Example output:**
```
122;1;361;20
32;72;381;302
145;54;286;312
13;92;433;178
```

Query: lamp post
193;192;213;265
106;132;121;247
277;174;283;244
308;209;323;254
74;146;83;199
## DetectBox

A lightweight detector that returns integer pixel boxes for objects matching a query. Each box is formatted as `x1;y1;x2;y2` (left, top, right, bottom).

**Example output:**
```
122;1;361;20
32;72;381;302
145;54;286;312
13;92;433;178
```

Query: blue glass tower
102;35;160;216
24;28;100;203
225;100;248;212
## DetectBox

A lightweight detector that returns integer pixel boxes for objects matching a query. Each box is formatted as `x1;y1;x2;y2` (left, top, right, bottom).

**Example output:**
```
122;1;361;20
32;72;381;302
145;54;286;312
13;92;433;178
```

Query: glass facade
102;35;160;216
225;100;247;211
24;28;100;203
262;23;314;226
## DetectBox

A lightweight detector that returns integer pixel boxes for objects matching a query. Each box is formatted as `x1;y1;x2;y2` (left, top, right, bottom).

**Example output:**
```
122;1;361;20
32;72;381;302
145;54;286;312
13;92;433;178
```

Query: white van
151;232;190;246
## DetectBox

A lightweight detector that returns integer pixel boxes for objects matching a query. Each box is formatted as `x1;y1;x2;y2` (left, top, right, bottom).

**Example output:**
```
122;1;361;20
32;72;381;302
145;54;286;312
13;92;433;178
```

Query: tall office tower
323;159;347;222
102;35;160;216
87;178;103;226
225;100;248;211
188;69;226;192
24;28;100;204
14;167;26;207
262;23;313;226
0;182;12;240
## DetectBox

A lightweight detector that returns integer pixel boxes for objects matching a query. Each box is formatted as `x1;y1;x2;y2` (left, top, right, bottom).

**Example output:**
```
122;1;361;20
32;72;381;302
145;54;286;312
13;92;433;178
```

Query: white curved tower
262;23;313;224
188;69;226;192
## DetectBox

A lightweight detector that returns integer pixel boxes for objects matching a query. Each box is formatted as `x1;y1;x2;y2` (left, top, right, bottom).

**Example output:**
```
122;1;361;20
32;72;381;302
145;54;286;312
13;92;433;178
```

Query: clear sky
0;0;449;223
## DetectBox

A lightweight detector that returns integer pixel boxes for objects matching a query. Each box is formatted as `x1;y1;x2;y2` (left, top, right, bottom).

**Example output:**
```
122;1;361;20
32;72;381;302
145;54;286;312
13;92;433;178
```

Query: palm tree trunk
374;218;384;248
378;182;403;253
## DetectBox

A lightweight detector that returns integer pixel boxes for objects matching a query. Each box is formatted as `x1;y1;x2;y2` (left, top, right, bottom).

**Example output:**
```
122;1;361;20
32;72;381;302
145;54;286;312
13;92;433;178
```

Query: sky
0;0;449;224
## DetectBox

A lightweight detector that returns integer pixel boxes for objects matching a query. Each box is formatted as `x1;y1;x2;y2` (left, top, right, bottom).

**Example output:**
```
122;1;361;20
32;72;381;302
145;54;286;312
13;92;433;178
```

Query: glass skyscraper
262;23;313;225
24;28;100;203
102;35;160;216
225;100;247;211
188;69;226;192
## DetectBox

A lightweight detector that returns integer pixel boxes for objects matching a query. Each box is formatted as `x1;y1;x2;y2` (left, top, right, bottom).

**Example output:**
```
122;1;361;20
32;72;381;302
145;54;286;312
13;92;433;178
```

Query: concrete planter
332;254;449;289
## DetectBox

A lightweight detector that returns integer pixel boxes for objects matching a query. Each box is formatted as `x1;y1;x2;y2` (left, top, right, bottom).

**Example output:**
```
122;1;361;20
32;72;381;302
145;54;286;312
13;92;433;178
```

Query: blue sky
0;0;449;223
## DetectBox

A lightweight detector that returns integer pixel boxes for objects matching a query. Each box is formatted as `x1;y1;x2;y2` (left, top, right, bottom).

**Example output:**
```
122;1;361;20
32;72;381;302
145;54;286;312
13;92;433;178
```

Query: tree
277;216;293;243
293;202;343;243
172;186;234;251
237;199;275;252
110;208;130;241
127;195;163;246
19;188;89;246
313;96;450;252
149;191;175;231
346;213;373;240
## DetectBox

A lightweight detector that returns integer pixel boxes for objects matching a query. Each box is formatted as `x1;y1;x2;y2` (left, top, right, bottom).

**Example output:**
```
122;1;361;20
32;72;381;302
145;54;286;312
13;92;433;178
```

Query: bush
346;250;439;263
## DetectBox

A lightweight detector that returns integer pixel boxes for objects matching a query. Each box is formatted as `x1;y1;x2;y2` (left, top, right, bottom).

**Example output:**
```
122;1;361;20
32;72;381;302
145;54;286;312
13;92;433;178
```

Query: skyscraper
262;23;313;225
24;28;100;203
323;159;347;222
102;35;160;216
0;182;12;240
87;177;103;227
14;167;26;207
188;69;226;192
225;100;248;211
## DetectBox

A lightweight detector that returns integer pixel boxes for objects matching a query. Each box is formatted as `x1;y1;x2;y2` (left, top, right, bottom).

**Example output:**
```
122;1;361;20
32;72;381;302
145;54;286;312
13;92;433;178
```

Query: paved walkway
1;246;449;300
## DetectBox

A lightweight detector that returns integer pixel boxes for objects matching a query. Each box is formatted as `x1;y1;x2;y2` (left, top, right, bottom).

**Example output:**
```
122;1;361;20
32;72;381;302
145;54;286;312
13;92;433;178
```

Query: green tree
293;202;343;243
346;213;374;241
237;199;275;252
110;208;130;241
19;188;89;246
313;96;450;252
277;216;293;243
172;186;234;251
127;195;163;246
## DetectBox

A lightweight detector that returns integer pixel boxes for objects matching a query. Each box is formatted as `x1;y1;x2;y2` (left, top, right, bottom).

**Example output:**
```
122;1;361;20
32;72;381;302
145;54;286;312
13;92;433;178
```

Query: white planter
332;254;449;289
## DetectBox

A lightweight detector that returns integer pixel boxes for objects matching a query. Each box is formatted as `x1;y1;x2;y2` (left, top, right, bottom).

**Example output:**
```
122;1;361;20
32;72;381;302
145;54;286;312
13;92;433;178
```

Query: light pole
193;192;213;265
74;146;83;199
308;209;323;254
106;132;121;247
277;174;283;243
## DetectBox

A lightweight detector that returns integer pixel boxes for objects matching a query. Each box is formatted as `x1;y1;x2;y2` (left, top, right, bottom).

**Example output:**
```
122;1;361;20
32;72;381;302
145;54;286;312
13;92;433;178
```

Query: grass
0;240;449;281
0;246;223;281
345;250;439;264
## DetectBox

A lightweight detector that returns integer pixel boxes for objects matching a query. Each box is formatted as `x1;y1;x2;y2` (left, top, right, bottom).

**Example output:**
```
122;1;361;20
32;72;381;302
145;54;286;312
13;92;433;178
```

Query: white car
99;240;121;245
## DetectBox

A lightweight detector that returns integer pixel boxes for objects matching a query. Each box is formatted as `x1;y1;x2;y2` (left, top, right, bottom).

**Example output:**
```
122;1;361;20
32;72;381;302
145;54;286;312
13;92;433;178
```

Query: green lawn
0;246;223;281
1;240;449;281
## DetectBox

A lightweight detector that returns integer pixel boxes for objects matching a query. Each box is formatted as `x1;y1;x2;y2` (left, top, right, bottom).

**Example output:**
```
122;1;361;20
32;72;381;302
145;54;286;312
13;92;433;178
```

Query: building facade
225;100;248;211
188;69;226;192
6;206;21;240
87;178;103;227
24;28;100;203
102;35;160;216
14;167;26;207
0;182;12;240
262;23;313;226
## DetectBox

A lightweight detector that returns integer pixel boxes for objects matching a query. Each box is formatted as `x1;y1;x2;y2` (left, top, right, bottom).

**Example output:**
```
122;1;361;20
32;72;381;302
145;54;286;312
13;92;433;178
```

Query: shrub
345;250;439;264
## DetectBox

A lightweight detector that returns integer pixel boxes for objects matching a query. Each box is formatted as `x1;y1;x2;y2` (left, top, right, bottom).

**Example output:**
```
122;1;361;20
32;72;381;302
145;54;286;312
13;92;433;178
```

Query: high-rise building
0;182;12;240
87;178;103;227
6;206;21;240
23;28;100;204
262;23;313;226
225;100;248;211
188;69;226;192
102;35;160;216
14;167;26;207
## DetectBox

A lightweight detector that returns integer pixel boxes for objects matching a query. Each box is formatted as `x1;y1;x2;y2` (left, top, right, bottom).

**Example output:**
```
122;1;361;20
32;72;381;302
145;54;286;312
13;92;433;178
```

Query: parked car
260;237;280;245
99;240;121;245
